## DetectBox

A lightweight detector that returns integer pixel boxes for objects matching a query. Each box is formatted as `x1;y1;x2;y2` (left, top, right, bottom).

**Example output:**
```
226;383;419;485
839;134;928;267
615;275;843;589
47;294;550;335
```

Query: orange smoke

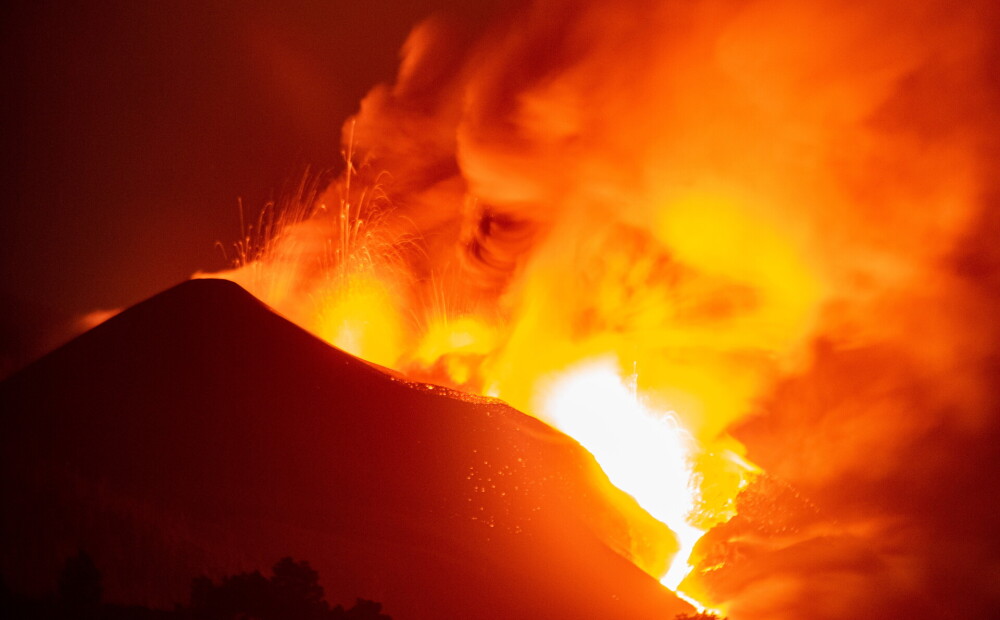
201;0;1000;616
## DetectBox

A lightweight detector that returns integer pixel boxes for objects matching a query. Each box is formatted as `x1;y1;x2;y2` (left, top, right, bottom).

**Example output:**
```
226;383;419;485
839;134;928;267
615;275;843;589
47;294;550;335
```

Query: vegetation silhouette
1;552;391;620
189;556;390;619
57;551;102;619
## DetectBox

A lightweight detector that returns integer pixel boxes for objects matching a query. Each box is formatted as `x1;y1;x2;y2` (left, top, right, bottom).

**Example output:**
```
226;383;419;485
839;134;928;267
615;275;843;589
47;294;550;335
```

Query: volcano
0;278;694;618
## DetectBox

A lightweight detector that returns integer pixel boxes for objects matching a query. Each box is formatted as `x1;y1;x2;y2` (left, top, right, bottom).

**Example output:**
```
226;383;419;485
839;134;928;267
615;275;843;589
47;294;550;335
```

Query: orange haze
201;0;1000;617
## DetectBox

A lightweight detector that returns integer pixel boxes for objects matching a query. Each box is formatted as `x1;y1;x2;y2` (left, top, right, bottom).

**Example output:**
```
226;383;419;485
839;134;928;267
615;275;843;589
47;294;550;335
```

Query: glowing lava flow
539;359;715;598
203;183;760;610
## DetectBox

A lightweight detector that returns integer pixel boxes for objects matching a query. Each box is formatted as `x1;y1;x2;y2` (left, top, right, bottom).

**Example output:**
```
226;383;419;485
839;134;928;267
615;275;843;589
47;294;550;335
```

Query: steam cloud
209;0;1000;617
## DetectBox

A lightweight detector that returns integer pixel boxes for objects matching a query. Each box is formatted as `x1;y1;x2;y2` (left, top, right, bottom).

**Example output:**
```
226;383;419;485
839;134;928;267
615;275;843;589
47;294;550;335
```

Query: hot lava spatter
198;0;997;613
539;358;757;610
202;163;761;611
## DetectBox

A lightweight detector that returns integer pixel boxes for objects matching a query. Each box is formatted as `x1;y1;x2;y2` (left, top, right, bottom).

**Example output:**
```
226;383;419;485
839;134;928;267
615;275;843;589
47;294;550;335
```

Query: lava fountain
199;0;1000;616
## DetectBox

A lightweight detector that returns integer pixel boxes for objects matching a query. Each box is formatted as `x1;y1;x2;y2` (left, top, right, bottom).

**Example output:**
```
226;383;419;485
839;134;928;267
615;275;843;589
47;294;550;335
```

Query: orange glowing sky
191;1;1000;615
3;2;1000;618
0;0;502;377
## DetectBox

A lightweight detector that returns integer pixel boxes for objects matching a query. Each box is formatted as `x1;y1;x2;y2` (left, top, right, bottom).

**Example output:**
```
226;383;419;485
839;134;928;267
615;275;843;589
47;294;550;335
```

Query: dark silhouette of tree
6;553;392;620
188;575;215;615
189;568;271;619
57;551;102;619
269;557;327;619
336;598;392;620
187;557;388;620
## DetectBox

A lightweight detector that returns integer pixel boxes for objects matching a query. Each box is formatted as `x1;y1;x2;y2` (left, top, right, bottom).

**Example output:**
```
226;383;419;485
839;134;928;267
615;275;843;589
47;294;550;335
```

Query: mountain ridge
1;278;690;619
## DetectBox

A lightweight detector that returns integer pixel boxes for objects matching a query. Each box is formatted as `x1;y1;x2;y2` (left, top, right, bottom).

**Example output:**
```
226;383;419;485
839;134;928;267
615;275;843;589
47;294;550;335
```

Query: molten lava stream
204;208;755;611
537;358;752;612
202;145;756;612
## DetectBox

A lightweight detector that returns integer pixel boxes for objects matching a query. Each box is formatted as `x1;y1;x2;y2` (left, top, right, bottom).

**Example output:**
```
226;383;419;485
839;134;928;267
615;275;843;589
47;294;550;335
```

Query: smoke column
206;1;1000;617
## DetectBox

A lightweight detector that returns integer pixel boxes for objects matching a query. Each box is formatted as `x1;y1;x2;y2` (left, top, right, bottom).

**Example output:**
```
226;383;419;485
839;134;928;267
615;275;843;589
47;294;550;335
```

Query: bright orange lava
197;0;992;611
199;169;775;611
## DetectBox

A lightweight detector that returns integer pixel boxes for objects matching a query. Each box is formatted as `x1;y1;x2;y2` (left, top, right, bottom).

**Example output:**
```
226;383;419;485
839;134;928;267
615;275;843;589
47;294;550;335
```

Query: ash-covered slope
0;278;690;619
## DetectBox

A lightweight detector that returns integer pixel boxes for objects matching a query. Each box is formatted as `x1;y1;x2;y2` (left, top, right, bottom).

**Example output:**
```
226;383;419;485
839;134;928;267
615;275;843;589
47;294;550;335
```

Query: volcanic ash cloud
206;0;1000;617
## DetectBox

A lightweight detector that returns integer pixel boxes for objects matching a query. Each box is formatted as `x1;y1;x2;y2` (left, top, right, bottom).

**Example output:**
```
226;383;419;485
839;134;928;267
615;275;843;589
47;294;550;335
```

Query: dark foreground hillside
1;278;691;619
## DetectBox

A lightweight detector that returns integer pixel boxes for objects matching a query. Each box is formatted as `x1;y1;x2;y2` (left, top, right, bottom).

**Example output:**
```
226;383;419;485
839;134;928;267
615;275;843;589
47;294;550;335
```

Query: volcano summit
0;278;693;619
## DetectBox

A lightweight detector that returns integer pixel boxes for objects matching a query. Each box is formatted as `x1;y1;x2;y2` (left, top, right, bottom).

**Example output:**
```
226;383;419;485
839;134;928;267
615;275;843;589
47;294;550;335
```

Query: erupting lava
538;358;755;597
204;155;771;608
198;0;999;615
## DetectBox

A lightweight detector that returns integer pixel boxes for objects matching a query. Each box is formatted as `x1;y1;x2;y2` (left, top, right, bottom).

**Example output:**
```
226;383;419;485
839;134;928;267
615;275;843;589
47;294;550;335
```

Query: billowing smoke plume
207;0;1000;617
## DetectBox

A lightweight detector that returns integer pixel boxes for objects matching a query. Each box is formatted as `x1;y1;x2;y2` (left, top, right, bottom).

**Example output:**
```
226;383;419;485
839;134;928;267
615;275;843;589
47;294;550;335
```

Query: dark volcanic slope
0;278;690;619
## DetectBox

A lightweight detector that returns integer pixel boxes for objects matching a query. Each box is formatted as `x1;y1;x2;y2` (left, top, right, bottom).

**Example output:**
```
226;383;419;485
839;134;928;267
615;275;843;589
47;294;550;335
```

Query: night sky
3;2;1000;618
0;1;497;375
